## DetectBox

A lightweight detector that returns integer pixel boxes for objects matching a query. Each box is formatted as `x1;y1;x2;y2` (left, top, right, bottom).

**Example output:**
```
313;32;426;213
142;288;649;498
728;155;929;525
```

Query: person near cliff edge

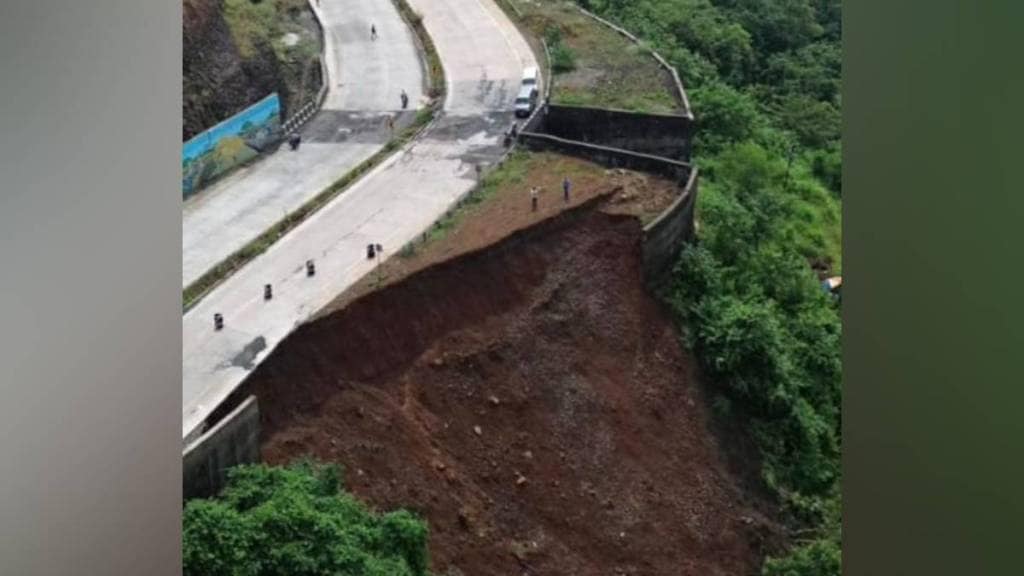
371;24;377;41
400;89;409;110
563;176;571;203
530;186;539;212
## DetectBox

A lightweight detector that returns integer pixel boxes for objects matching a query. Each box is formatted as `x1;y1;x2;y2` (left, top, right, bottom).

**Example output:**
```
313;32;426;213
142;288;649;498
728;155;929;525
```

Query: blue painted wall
182;93;282;197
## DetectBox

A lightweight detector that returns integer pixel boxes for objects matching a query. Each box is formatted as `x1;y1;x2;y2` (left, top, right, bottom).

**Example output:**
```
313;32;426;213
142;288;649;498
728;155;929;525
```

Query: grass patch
500;0;678;114
183;0;446;312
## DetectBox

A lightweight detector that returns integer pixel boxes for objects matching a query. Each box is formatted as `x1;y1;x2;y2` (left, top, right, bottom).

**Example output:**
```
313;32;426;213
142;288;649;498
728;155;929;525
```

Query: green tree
773;93;841;149
721;0;824;54
762;534;841;576
692;82;761;152
183;462;429;576
762;42;841;103
810;143;842;194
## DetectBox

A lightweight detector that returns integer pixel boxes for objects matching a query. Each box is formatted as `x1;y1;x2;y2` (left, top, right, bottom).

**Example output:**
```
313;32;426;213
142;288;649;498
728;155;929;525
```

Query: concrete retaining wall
183;395;260;500
642;167;699;285
529;104;693;161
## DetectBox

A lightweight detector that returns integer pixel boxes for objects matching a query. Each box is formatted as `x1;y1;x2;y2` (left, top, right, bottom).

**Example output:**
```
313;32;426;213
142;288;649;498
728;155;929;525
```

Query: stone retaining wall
183;396;260;500
642;167;699;285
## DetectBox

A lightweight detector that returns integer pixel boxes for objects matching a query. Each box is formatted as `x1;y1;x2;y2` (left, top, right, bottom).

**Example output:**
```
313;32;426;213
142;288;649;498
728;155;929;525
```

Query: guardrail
281;0;332;136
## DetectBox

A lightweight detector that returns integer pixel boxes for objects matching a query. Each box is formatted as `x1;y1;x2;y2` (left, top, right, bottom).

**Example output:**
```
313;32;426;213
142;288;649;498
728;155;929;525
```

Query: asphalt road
183;0;538;441
181;0;425;288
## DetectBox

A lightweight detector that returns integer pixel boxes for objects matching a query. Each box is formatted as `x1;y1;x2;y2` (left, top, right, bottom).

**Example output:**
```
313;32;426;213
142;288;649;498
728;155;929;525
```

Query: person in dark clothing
400;89;409;109
530;186;539;212
371;24;377;41
562;176;570;203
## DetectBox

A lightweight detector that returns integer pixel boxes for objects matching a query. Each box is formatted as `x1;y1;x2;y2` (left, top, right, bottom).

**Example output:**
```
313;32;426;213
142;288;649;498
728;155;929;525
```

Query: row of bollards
213;248;382;331
214;259;314;330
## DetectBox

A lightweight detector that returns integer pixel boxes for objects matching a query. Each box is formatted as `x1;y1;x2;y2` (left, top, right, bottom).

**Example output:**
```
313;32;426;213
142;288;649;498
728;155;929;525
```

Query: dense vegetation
183;462;429;576
580;0;842;573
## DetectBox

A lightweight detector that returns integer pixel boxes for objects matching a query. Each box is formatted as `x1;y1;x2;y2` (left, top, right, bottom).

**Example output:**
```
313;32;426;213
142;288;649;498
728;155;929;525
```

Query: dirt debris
239;203;787;575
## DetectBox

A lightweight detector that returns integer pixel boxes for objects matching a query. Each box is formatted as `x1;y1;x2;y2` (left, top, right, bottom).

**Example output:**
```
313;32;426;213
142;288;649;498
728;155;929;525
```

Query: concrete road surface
183;0;537;441
182;0;425;288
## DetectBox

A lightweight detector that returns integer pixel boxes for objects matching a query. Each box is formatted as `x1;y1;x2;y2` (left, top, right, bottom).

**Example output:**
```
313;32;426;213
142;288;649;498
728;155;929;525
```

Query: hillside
242;201;786;575
183;0;321;140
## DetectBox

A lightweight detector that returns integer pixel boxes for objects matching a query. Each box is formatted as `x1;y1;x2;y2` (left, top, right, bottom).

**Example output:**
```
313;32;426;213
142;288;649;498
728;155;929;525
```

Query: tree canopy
183;462;429;576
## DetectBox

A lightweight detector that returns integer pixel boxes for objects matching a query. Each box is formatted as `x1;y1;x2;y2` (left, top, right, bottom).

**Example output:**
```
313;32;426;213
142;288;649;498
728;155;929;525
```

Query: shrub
183;462;429;576
550;41;577;73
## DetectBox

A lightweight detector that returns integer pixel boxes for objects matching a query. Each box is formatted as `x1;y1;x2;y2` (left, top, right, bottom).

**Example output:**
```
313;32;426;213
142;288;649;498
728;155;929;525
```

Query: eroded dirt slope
235;200;784;575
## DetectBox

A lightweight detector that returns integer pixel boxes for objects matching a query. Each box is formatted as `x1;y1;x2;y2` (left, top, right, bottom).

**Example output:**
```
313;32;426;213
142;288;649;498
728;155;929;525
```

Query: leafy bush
763;533;841;576
691;82;761;153
810;144;842;195
183;462;429;576
550;41;577;73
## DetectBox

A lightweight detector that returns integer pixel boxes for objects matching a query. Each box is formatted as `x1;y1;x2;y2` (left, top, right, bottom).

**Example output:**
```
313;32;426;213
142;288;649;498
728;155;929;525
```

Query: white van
514;85;538;118
521;66;539;88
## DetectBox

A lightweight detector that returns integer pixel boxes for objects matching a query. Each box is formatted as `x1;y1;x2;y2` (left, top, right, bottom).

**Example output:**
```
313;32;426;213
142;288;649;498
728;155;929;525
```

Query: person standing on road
563;176;571;203
400;89;409;109
530;186;539;212
371;24;377;41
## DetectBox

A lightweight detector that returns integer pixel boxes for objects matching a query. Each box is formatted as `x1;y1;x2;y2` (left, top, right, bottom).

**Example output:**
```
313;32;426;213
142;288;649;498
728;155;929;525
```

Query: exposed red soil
321;153;678;316
238;200;786;575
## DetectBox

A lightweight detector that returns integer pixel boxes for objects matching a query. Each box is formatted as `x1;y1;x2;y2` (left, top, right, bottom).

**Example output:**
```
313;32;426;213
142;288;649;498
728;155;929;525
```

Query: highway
182;0;426;288
182;0;537;441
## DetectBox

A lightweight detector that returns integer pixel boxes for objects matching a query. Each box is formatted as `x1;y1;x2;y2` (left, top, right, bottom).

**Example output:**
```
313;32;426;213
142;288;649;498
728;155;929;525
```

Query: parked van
521;66;539;88
514;85;538;118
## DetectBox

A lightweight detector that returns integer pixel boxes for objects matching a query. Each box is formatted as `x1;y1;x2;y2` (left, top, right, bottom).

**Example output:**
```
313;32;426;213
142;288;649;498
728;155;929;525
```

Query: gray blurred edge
0;1;182;574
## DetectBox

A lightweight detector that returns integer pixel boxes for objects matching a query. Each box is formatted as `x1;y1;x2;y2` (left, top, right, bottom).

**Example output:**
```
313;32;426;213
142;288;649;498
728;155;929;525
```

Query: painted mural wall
182;93;281;198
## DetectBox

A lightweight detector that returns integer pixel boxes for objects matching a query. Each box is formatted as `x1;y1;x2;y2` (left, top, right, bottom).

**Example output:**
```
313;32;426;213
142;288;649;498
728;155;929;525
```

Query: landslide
237;202;786;575
183;0;320;140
